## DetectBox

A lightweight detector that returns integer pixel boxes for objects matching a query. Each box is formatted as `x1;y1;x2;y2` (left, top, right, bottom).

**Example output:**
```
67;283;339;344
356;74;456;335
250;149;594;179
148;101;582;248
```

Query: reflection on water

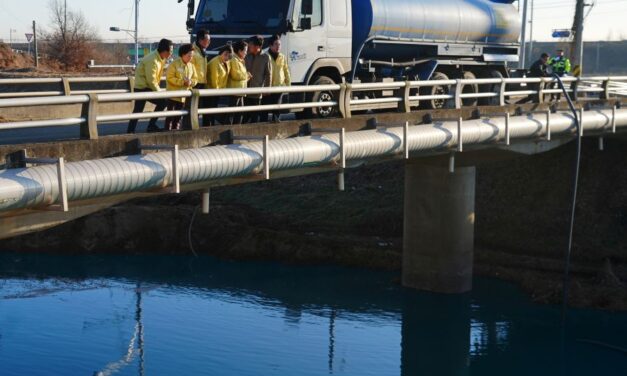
0;254;626;376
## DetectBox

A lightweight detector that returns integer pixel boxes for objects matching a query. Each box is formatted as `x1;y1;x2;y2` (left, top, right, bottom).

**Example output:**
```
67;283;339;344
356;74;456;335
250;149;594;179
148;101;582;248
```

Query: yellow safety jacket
208;55;230;89
228;56;248;89
166;58;198;103
134;50;165;92
269;52;291;87
192;43;208;85
549;56;571;75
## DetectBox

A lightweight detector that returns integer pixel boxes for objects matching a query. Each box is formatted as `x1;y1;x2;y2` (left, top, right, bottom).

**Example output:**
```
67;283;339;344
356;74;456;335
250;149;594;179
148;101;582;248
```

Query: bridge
1;74;626;294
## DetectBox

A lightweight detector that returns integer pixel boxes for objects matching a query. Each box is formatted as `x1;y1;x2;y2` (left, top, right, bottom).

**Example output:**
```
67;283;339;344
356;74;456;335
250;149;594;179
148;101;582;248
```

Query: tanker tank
352;0;521;60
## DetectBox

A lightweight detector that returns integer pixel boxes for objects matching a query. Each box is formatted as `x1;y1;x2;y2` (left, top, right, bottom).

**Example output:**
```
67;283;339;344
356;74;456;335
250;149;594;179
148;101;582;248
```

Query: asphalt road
0;120;161;146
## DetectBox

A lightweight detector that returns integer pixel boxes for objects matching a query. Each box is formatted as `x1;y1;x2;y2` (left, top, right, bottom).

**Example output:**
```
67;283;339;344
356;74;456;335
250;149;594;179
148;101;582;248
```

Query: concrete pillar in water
402;160;476;293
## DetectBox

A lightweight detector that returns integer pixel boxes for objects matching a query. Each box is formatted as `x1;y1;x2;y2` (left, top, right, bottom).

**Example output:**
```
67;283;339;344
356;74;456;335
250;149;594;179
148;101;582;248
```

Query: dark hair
218;44;233;55
178;43;193;57
196;29;210;42
541;53;549;59
157;38;173;53
268;34;281;46
248;35;264;47
232;40;248;54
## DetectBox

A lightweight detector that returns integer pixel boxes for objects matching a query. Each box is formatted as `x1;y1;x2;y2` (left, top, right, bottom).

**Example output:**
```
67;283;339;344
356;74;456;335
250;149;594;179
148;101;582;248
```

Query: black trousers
196;83;214;127
517;83;541;104
229;96;245;125
262;94;286;122
127;88;167;133
242;97;262;124
165;100;185;130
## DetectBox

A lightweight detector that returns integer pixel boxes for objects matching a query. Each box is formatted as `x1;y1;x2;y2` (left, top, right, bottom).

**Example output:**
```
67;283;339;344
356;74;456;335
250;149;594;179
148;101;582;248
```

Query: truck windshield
197;0;291;32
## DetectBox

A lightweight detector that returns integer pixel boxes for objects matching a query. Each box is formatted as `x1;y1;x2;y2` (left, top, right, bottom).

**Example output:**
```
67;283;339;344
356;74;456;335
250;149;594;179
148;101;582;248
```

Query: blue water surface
0;254;625;376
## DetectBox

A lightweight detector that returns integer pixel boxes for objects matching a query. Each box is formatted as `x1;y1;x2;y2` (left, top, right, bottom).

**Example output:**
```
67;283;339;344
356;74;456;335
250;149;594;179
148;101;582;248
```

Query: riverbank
1;137;625;310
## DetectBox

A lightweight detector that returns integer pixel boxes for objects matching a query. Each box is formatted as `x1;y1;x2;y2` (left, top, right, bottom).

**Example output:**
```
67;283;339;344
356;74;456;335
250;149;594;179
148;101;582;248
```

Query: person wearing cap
548;49;571;101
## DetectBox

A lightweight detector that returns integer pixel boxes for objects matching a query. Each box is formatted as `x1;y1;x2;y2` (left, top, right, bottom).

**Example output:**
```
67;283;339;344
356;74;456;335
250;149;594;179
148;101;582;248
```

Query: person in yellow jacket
264;35;291;122
192;29;212;126
165;44;198;131
206;44;232;125
227;40;251;124
127;38;173;133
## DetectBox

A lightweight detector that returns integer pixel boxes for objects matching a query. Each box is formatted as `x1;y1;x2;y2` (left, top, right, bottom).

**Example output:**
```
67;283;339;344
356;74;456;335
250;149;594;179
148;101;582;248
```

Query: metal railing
0;75;626;140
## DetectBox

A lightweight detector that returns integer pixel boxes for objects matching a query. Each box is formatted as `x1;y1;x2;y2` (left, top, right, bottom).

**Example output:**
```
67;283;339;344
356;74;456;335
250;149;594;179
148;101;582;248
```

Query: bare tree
43;0;99;70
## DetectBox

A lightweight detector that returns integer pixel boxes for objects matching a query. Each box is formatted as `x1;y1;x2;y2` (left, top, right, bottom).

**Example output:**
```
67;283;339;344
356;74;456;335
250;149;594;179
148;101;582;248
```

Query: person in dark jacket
517;53;550;104
243;35;272;123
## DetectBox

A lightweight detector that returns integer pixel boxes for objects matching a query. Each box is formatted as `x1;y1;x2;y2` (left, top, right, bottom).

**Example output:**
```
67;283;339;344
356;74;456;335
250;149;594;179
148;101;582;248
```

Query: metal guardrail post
22;152;69;212
395;81;411;113
139;144;181;193
80;93;99;140
311;127;346;191
232;135;271;180
454;79;463;109
571;79;580;101
61;77;71;96
537;81;546;104
601;78;611;100
498;79;507;107
128;77;135;93
457;116;463;152
183;89;200;131
339;83;352;119
403;121;410;159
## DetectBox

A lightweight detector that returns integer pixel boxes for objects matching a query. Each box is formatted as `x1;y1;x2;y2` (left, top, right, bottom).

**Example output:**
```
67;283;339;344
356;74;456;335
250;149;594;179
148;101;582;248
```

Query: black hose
551;73;582;322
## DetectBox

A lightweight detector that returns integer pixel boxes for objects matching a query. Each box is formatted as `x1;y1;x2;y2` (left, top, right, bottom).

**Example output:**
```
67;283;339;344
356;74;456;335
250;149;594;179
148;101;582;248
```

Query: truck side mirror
299;17;312;30
301;0;313;15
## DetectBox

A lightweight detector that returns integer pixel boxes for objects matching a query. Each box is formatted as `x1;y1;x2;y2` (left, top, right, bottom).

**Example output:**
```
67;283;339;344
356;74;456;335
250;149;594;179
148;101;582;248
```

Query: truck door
286;0;327;84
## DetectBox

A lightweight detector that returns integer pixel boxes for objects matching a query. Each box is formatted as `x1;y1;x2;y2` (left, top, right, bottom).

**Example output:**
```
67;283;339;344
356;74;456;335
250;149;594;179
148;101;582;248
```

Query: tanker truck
181;0;521;116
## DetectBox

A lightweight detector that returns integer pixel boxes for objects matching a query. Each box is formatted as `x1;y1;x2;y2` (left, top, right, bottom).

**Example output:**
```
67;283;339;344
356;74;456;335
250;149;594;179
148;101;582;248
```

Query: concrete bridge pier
402;159;476;294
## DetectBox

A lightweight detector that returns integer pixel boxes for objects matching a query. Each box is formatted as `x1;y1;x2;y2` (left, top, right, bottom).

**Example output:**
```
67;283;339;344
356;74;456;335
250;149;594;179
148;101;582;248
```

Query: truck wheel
478;69;504;106
309;76;337;118
461;71;479;107
420;72;452;109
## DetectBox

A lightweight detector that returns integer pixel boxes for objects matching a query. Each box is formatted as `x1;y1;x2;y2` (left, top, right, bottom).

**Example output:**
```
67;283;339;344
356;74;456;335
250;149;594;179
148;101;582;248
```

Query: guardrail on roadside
0;75;626;140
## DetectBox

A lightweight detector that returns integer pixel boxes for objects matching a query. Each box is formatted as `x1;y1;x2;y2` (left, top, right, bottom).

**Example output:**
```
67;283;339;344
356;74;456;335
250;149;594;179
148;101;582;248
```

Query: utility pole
519;0;529;69
33;20;39;68
135;0;140;66
528;0;534;67
571;0;585;75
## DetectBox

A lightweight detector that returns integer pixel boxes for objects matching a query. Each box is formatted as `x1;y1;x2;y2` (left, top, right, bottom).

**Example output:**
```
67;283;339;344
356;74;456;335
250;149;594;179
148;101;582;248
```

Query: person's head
233;40;248;59
248;35;264;55
268;34;281;54
556;49;564;57
179;44;194;63
157;38;174;59
540;53;549;64
219;44;233;63
196;29;211;49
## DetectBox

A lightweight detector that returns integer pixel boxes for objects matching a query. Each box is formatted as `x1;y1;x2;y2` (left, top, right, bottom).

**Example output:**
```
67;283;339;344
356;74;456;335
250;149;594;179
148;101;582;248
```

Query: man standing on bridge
127;39;174;134
548;49;571;101
243;35;272;124
517;52;550;104
192;29;212;127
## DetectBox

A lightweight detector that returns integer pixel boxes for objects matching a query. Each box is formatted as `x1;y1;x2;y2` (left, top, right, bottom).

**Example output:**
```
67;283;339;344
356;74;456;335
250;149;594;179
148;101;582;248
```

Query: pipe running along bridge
0;74;626;294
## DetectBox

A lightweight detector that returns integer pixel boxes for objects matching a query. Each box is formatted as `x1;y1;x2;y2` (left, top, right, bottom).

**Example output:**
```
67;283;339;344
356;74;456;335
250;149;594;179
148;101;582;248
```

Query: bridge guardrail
0;76;626;140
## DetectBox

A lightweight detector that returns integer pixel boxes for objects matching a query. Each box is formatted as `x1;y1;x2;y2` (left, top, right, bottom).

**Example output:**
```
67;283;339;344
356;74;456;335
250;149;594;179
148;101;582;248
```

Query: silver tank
353;0;521;46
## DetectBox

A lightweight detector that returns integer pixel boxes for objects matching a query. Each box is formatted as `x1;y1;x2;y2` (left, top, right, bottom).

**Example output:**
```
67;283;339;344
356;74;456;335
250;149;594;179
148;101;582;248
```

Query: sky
0;0;626;44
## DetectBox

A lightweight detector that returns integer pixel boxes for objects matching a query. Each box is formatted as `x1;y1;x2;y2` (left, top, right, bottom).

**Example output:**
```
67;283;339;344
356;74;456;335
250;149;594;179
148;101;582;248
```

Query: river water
0;253;625;376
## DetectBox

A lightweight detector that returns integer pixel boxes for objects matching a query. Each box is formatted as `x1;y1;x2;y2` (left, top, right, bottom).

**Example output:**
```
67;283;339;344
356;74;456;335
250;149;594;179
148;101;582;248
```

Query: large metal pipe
0;109;625;212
